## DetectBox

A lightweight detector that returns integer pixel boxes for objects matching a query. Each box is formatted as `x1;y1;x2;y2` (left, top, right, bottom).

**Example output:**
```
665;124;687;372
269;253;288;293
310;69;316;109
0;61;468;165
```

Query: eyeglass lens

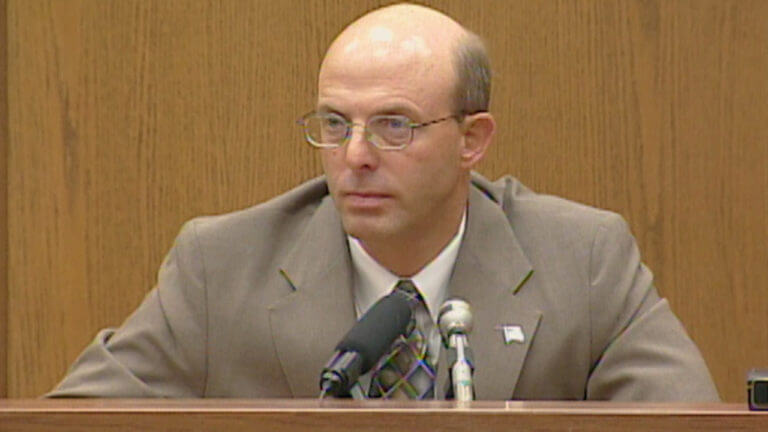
304;113;411;148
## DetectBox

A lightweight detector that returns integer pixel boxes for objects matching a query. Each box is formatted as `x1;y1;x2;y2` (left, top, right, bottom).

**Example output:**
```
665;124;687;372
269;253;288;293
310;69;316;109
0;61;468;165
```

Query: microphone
319;289;413;398
438;298;475;402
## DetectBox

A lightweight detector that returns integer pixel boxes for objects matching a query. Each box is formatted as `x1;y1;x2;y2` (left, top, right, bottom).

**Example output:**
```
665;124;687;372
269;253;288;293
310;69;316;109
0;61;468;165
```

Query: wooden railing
1;399;766;431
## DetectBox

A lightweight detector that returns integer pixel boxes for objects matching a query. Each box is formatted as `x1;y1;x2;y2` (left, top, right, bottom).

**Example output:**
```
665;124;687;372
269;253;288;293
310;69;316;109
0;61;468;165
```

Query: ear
458;112;496;169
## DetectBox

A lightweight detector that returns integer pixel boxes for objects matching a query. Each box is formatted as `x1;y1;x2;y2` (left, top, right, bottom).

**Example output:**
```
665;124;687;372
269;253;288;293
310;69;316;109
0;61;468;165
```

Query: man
49;4;719;400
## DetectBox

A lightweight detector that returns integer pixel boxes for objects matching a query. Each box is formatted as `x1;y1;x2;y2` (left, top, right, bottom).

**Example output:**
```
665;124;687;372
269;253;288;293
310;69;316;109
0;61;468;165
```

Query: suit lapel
436;185;542;400
268;194;356;397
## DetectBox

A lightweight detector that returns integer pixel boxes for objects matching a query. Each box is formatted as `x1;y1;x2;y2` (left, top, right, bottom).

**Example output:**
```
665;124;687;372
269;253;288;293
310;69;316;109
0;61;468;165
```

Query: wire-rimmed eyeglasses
296;111;462;150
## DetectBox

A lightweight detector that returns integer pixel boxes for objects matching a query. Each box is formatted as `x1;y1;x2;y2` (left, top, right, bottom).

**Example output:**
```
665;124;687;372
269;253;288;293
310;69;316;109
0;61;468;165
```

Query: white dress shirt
347;211;467;395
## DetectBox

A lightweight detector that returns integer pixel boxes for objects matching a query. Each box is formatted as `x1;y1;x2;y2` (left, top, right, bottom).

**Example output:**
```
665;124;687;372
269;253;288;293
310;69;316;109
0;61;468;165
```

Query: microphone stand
445;333;475;402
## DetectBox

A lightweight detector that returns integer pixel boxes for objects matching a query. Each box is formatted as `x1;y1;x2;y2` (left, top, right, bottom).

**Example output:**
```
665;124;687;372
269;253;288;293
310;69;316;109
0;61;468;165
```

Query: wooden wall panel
6;0;768;402
474;0;768;403
0;0;8;399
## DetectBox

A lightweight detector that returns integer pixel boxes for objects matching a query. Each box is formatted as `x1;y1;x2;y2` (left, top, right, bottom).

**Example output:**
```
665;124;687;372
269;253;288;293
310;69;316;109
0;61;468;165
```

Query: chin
340;214;398;242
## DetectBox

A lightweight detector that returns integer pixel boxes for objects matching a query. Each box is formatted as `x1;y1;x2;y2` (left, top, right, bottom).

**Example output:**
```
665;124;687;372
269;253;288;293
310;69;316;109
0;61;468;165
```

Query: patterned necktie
369;279;436;399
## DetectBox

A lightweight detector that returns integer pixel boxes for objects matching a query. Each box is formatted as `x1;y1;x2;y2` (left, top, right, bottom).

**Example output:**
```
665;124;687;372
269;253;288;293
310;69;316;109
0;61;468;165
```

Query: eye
384;117;407;130
322;114;346;130
371;116;409;131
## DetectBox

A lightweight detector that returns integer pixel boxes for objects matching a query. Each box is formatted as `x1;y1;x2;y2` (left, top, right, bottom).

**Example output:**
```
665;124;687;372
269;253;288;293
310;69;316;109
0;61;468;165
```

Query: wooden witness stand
1;399;766;431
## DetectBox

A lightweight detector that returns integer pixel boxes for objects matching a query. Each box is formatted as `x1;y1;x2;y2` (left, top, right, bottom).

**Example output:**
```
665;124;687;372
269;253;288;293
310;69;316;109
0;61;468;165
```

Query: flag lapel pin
496;324;525;344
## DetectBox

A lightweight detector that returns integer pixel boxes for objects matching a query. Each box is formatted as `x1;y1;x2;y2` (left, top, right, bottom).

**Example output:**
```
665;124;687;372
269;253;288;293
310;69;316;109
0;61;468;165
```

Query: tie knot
394;279;425;306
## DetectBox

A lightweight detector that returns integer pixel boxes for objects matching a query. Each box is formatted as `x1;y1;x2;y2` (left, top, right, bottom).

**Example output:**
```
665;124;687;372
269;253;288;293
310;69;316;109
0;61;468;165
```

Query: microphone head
438;298;473;338
335;289;413;372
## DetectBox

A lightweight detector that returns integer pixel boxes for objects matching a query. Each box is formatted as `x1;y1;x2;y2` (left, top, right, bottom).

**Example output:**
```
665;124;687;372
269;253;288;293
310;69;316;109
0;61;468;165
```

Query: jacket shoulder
168;176;331;269
187;176;329;239
471;172;625;235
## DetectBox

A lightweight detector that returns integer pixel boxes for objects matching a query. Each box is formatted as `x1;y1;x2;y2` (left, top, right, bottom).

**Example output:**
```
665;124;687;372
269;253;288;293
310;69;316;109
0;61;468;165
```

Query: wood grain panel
6;0;768;402
1;400;767;432
468;0;768;402
0;0;8;399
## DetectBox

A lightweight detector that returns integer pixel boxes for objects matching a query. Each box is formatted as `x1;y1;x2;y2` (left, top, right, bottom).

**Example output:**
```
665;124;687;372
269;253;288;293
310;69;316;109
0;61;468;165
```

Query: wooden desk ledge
1;399;766;432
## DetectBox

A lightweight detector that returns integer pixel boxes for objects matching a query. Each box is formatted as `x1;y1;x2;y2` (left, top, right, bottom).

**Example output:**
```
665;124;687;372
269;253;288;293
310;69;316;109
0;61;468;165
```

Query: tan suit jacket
48;174;719;400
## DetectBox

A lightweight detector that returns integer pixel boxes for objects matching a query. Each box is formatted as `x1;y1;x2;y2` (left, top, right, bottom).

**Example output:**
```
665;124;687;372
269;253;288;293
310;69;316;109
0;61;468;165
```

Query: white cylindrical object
450;334;474;402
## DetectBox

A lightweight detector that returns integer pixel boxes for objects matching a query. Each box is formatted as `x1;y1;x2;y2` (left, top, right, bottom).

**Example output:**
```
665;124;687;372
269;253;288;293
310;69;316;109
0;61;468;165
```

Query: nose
343;124;380;171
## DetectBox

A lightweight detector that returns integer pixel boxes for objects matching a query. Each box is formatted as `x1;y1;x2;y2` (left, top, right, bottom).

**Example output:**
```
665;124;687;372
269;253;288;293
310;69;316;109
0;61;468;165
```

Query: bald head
323;4;465;68
320;3;490;115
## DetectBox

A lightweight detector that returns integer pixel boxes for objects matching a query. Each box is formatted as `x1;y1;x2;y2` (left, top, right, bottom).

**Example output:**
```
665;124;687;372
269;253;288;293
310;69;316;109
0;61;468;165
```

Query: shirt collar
348;210;467;322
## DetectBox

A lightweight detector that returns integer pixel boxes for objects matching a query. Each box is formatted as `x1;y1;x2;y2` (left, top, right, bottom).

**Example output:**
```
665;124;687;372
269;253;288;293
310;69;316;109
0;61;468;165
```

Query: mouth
341;191;393;209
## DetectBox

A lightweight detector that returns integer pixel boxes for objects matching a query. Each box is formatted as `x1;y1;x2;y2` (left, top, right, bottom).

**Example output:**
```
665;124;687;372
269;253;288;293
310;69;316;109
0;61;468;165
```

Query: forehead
318;34;456;116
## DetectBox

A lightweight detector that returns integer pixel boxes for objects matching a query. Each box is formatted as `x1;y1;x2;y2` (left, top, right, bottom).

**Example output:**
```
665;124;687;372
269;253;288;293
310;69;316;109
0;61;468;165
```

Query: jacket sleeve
46;220;209;397
585;213;720;401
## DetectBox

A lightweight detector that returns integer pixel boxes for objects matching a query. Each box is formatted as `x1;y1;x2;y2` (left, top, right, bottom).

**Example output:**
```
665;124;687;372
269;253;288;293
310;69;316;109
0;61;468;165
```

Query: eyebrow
315;104;345;117
316;103;420;119
376;105;419;118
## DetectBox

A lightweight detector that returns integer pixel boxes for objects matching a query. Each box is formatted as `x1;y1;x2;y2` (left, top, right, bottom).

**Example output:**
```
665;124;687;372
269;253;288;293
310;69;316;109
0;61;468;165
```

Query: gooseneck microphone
319;290;413;398
438;298;475;402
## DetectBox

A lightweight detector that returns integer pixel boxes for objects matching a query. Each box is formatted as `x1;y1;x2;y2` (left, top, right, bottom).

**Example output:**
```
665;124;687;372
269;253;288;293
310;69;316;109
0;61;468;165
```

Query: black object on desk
747;368;768;411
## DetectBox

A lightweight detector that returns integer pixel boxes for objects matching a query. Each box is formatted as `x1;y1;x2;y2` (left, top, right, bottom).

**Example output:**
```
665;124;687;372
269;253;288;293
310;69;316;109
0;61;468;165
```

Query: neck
359;200;466;278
